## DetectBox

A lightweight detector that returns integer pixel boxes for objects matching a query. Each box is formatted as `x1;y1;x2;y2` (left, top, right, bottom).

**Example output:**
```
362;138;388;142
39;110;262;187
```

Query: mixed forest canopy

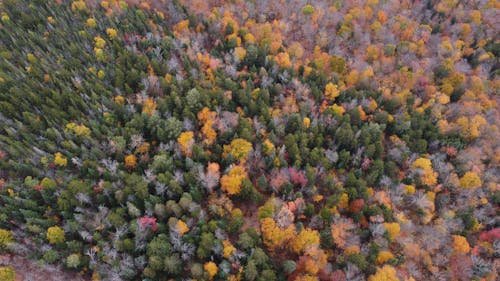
0;0;499;280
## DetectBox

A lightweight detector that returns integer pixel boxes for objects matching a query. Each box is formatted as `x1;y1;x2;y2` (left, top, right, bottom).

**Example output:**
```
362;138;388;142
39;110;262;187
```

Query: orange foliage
452;235;470;253
124;154;137;169
197;107;217;145
142;98;156;116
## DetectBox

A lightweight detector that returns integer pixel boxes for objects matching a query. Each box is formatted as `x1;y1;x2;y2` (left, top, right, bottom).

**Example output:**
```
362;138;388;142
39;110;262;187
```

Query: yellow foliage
275;52;292;68
383;223;400;240
86;18;97;28
345;70;359;86
293;274;317;281
198;107;217;145
1;12;10;23
178;131;195;157
452;235;470;253
204;262;218;279
338;193;349;209
456;115;486;140
94;48;104;61
47;226;65;244
124;154;137;169
114;95;125;105
303;117;311;128
106;28;118;40
244;33;255;44
94;36;106;49
377;251;394;264
0;229;13;249
324;82;340;101
330;104;345;115
71;0;88;12
54;152;68;167
142;98;156;116
263;139;275;155
224;138;252;161
260;217;296;249
412;158;437;186
470;10;481;24
368;265;399;281
290;228;320;253
221;165;247;195
0;266;16;281
222;239;236;258
234;47;247;61
174;20;190;33
176;220;189;235
97;69;105;79
366;45;379;61
66;122;91;136
404;185;415;194
459;171;482;189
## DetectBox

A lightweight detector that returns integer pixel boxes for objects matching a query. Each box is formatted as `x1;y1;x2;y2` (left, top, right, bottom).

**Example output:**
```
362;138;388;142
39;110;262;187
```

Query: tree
459;171;481;189
0;266;15;281
221;165;247;195
223;138;252;162
143;98;157;116
54;152;67;167
204;261;218;280
178;131;195;157
290;228;320;254
452;235;470;253
368;265;398;281
260;217;296;249
325;82;340;101
0;229;13;249
46;226;65;244
411;158;437;187
198;107;218;145
124;154;137;169
383;223;400;240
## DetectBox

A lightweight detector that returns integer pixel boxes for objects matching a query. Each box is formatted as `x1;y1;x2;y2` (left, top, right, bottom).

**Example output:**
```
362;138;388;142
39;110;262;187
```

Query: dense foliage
0;0;498;280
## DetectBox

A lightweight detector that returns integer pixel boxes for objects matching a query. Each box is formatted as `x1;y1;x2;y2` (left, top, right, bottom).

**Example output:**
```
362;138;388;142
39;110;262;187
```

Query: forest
0;0;498;280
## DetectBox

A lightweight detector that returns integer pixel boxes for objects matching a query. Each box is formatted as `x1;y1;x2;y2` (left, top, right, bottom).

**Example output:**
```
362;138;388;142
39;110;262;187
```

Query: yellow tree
178;131;195;157
220;165;247;195
459;171;482;189
411;157;437;186
223;138;252;162
368;265;399;281
290;228;320;254
260;217;296;249
204;262;218;280
324;82;340;101
197;107;217;145
142;98;157;116
124;154;137;169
